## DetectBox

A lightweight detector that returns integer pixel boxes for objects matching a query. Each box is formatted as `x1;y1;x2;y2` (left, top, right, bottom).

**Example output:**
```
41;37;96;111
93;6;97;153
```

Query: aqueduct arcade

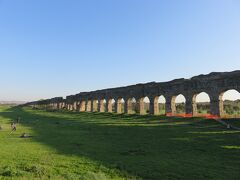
28;71;240;118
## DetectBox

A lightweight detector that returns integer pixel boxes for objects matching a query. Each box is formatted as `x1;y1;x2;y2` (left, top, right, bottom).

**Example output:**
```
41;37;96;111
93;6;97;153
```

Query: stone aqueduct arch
28;71;240;117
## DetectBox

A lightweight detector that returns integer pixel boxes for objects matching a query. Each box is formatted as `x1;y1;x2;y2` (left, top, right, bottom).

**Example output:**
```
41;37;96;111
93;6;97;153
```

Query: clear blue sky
0;0;239;101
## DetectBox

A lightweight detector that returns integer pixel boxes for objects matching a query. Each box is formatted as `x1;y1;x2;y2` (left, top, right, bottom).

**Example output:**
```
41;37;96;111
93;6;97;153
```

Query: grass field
0;105;240;179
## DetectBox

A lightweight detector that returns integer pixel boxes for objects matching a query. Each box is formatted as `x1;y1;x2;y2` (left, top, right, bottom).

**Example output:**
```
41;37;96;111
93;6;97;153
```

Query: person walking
10;123;17;134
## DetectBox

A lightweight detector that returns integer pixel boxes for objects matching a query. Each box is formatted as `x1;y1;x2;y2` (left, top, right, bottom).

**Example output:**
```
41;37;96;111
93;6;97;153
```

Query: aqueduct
27;71;240;118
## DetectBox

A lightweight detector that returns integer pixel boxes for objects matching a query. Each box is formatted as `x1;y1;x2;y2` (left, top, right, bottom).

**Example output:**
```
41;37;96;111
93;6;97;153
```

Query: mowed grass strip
0;105;240;179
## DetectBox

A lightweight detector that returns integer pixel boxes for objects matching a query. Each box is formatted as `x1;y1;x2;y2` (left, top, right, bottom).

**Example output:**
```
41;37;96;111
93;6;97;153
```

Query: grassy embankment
0;105;239;179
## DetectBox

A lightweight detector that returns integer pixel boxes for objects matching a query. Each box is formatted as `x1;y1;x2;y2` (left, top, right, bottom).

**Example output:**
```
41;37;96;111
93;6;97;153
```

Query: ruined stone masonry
26;71;240;118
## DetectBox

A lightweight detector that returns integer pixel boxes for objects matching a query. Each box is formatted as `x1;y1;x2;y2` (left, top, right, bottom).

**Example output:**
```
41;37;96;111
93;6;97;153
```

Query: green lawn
224;118;240;127
0;105;240;179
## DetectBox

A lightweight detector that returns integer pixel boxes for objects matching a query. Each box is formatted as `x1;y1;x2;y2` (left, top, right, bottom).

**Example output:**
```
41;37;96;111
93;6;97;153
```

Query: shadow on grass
1;106;240;179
